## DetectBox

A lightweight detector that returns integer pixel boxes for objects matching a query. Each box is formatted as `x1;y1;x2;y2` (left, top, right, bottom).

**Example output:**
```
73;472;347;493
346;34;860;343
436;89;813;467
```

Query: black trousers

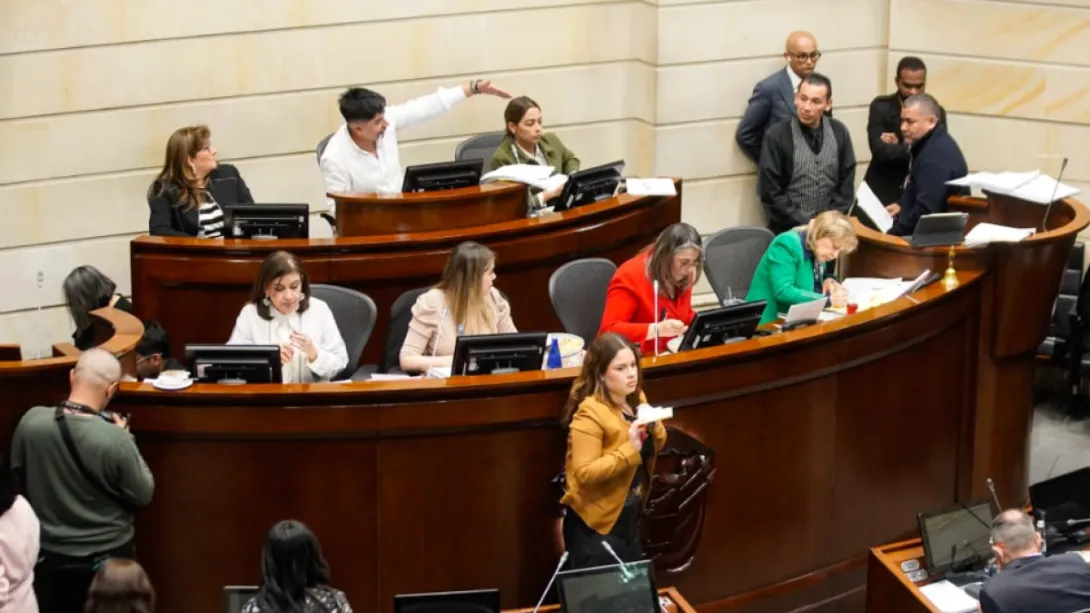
35;540;135;613
563;500;643;570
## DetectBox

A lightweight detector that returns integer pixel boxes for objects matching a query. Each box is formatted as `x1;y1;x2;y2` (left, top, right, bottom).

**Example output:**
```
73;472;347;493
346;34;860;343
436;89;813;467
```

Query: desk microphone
986;477;1003;513
1065;518;1090;528
652;280;660;357
600;541;635;582
530;551;569;613
1042;157;1069;232
431;306;449;359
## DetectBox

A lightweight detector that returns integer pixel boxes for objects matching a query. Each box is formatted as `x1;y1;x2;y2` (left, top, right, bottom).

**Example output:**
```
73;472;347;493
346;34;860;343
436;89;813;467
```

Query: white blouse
226;297;348;383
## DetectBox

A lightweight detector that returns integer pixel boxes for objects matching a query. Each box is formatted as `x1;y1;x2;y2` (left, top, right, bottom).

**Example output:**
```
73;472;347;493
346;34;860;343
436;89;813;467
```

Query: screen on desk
1030;466;1090;529
223;203;309;239
918;500;993;573
557;560;658;613
402;160;483;193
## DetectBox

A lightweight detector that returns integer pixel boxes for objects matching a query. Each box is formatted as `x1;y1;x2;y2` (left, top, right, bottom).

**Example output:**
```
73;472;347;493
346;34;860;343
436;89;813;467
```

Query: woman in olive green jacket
745;211;858;324
488;96;580;209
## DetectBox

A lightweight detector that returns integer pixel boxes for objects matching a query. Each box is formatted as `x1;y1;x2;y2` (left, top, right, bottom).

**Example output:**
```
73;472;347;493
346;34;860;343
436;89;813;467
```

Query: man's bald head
72;348;121;391
784;31;821;78
904;93;941;118
900;93;942;145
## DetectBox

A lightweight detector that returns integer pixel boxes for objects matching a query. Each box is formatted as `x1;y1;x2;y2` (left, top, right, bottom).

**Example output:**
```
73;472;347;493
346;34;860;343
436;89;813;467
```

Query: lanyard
511;143;544;165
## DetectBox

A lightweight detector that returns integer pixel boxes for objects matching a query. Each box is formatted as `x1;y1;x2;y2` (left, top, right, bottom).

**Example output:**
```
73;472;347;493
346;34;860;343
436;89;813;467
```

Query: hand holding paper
634;403;674;427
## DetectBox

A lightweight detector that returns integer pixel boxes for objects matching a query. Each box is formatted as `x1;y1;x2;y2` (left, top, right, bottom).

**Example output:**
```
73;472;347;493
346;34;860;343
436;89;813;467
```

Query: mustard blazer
560;393;667;535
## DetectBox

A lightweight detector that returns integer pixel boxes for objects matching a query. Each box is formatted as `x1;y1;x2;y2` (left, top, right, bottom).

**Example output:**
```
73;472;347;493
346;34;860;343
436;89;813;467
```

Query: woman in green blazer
745;211;858;324
488;96;580;209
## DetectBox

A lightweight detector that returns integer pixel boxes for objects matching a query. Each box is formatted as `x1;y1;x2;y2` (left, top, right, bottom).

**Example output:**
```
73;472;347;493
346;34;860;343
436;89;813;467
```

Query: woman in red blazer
599;223;704;354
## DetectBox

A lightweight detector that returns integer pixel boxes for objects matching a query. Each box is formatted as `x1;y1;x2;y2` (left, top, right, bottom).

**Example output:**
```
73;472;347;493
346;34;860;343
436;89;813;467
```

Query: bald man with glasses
737;31;823;164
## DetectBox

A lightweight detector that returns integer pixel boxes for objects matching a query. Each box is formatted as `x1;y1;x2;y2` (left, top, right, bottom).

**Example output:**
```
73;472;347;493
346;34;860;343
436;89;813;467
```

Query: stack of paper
964;223;1035;248
626;178;677;196
947;171;1080;204
841;277;913;309
634;404;673;426
481;164;563;190
918;580;979;613
855;181;894;233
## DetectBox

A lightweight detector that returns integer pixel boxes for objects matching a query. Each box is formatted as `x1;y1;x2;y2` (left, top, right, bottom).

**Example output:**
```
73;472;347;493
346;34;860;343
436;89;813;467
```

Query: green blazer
745;230;828;324
488;133;581;175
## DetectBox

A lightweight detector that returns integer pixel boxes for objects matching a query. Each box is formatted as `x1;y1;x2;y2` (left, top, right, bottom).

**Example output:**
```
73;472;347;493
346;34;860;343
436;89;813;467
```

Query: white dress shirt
785;65;802;93
319;85;468;213
226;297;348;383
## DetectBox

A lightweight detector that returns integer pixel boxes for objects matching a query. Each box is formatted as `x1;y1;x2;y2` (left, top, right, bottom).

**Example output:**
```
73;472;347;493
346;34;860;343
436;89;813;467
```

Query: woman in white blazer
228;251;348;383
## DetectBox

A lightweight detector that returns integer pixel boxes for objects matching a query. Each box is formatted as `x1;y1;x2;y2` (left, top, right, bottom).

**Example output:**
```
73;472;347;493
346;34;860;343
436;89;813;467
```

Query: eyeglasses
790;51;822;62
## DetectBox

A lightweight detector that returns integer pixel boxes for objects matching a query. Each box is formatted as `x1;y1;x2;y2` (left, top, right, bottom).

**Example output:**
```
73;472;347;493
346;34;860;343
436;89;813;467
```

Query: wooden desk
866;539;941;613
130;184;680;365
505;587;696;613
0;307;143;439
845;192;1090;509
329;183;529;236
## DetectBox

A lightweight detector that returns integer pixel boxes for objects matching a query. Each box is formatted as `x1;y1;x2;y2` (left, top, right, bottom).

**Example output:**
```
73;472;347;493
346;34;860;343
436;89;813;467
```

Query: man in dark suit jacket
979;509;1090;613
864;56;947;205
736;31;821;164
886;93;968;236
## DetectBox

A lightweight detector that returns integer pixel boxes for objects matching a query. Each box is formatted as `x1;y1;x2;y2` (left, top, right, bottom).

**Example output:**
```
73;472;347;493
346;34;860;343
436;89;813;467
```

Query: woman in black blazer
147;125;254;237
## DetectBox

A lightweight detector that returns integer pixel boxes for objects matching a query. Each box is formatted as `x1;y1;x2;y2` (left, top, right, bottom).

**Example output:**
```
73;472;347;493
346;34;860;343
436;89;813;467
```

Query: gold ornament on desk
942;245;959;290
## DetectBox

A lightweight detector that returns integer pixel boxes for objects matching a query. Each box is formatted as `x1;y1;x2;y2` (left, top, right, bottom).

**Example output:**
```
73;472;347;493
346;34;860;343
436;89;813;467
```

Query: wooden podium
329;183;529;236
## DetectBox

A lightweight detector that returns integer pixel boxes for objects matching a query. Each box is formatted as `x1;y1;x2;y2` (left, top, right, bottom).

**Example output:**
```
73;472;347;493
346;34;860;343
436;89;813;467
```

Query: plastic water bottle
546;337;563;370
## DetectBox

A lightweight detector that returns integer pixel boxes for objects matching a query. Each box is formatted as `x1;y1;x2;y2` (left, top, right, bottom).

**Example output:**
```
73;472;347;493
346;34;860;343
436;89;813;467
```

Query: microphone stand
530;551;569;613
652;280;660;357
600;541;635;582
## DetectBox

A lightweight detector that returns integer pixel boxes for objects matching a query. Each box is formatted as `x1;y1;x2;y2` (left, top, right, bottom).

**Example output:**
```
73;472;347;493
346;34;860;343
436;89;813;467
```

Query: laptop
908;212;969;248
917;499;993;580
557;561;659;613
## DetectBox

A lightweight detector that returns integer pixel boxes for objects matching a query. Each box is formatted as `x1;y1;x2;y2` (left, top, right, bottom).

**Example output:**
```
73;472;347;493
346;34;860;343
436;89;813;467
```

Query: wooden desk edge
870;539;942;613
504;587;695;613
0;308;143;372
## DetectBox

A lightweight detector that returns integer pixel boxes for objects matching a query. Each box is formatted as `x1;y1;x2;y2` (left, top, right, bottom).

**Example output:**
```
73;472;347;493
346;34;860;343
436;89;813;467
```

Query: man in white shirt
320;79;511;214
736;31;822;164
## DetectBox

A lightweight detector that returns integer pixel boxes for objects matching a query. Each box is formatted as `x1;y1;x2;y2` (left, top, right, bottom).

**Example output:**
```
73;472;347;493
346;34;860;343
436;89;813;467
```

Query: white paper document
634;404;674;427
481;164;555;187
625;178;677;197
947;171;1080;204
963;223;1035;248
841;277;913;309
855;181;894;233
426;366;451;379
783;297;827;325
368;373;414;381
535;174;569;192
918;580;979;613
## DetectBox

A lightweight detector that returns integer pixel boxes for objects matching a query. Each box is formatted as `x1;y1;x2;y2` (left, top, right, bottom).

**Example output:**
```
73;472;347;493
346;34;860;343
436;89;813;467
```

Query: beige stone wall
889;0;1090;231
3;0;1086;353
0;1;657;355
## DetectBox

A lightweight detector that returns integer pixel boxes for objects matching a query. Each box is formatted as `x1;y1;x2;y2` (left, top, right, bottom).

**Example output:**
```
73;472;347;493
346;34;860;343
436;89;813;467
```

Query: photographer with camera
11;348;155;613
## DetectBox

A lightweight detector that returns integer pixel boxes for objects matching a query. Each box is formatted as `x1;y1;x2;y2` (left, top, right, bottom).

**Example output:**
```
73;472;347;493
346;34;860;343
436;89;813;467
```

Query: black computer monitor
185;344;282;384
401;160;483;193
223;204;310;239
393;588;500;613
1030;466;1090;531
917;499;993;574
222;586;258;613
677;300;766;351
451;332;548;376
554;160;625;211
556;561;659;613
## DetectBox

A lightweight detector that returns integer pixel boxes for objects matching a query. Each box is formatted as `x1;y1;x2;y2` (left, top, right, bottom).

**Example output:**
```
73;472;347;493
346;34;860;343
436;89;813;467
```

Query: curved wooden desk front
844;192;1090;509
130;185;680;364
115;273;983;613
329;183;530;236
0;307;143;441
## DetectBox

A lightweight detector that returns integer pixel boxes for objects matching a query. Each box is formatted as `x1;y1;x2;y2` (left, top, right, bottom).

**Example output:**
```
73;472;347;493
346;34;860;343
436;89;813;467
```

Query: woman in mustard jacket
560;332;667;569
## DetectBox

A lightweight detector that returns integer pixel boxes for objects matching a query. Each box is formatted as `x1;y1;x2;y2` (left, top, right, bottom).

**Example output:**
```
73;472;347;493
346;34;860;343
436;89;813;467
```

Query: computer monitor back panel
557;561;658;613
917;499;993;573
224;204;309;239
679;301;766;351
402;160;483;193
1030;467;1090;526
451;332;548;376
393;588;500;613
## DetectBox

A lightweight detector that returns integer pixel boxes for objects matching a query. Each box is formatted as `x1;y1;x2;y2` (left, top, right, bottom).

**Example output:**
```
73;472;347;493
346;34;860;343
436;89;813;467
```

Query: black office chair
382;286;431;374
702;226;774;306
454;132;505;174
315;132;337;231
548;258;617;344
1040;242;1085;360
309;284;378;380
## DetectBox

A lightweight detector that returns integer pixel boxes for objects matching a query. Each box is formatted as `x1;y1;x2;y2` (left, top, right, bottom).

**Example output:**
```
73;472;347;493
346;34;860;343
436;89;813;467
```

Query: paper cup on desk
546;333;585;368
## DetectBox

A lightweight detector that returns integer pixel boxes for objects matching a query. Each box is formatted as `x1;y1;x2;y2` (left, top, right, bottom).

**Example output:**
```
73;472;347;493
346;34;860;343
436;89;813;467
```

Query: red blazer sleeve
598;267;650;346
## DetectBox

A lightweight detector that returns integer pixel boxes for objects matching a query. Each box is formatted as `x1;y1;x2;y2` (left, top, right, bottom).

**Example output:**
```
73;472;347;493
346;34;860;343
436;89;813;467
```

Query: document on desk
963;223;1035;248
784;297;827;325
625;178;677;197
918;580;978;613
947;171;1080;204
855;181;894;233
481;164;556;188
841;277;912;309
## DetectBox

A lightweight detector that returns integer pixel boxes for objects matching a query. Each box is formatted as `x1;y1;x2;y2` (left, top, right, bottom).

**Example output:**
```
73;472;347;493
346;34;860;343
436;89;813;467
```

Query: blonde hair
805;211;858;254
149;125;212;212
436;242;497;334
563;333;642;425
